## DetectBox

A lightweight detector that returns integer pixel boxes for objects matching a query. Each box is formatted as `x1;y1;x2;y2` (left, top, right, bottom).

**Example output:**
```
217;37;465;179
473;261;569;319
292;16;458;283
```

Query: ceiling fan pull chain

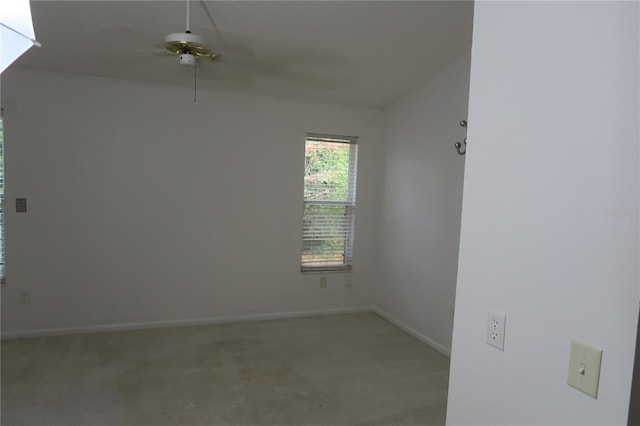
194;59;197;103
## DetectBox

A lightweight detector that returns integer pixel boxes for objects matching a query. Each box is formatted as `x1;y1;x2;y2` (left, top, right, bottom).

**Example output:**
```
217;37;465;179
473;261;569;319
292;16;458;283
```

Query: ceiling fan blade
121;44;173;54
192;26;256;60
209;50;342;90
197;0;227;47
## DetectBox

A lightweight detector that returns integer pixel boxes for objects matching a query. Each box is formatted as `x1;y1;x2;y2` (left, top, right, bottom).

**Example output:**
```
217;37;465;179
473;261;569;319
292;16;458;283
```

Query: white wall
0;69;384;336
447;2;639;425
373;52;470;356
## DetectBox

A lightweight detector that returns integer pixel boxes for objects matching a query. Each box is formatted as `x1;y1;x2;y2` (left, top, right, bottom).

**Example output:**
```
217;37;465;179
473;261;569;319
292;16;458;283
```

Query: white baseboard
3;306;453;360
371;306;451;359
1;306;371;340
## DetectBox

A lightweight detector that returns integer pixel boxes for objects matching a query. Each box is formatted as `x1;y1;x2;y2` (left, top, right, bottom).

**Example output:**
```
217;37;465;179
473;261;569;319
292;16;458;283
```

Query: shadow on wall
628;308;640;425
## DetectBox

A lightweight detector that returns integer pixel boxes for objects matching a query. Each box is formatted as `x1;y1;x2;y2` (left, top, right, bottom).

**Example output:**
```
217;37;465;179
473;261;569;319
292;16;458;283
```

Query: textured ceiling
13;1;473;108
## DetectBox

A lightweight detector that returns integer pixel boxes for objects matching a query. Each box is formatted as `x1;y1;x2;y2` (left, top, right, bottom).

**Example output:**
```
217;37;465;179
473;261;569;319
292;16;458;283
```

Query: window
301;133;358;272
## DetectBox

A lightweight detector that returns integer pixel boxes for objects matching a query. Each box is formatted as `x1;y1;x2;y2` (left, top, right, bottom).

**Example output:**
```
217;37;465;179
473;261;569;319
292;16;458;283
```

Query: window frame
301;133;358;273
0;110;5;285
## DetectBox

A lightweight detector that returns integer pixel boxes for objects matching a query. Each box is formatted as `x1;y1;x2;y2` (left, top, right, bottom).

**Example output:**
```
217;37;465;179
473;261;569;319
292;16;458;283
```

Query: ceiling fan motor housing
165;32;205;48
165;32;216;65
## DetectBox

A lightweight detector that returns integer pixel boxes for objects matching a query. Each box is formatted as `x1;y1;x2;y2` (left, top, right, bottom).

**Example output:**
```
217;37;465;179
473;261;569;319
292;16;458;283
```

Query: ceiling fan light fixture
179;53;196;66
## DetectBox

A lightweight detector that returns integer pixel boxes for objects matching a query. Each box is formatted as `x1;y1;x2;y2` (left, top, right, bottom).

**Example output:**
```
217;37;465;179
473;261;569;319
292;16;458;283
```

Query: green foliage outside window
304;141;350;201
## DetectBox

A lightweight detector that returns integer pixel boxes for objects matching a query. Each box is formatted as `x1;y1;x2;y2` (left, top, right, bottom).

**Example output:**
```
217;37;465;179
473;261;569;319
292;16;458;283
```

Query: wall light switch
567;339;603;399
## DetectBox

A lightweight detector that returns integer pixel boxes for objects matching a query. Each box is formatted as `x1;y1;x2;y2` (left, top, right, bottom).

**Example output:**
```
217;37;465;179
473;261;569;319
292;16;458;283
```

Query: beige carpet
1;313;449;425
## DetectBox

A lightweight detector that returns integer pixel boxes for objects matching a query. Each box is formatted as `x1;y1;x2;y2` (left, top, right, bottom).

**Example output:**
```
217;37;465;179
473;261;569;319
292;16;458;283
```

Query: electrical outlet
345;275;352;288
486;310;506;351
15;198;27;213
320;277;327;288
18;290;31;304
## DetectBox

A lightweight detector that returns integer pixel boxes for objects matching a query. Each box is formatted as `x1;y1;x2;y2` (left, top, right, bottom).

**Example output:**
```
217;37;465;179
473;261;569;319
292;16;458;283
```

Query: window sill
301;265;352;273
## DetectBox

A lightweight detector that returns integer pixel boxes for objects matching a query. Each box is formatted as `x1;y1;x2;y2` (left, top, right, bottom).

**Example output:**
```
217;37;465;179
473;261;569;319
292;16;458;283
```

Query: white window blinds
301;133;358;272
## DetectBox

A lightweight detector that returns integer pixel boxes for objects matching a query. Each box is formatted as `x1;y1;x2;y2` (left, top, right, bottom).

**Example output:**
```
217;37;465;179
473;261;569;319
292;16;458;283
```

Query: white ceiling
13;1;473;108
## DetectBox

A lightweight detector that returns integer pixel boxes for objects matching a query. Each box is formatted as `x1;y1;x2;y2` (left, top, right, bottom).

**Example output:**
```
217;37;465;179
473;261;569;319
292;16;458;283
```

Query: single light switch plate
567;339;602;399
486;310;506;351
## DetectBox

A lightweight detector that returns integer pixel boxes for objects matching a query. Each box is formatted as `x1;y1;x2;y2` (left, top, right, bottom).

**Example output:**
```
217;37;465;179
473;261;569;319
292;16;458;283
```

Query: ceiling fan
138;0;339;101
163;0;219;67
